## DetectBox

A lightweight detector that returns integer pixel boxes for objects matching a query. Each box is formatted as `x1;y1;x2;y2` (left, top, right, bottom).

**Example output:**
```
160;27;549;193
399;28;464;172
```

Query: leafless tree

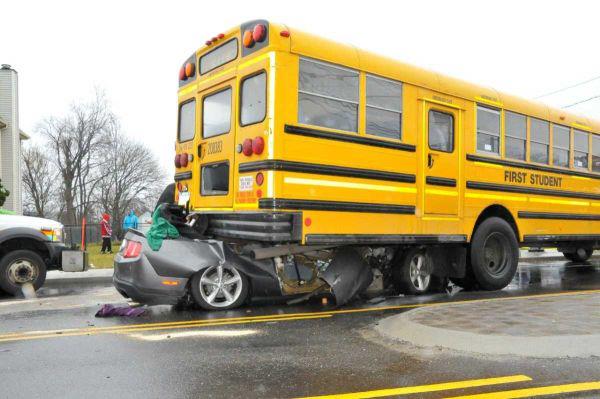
97;127;166;238
38;91;115;225
21;145;57;218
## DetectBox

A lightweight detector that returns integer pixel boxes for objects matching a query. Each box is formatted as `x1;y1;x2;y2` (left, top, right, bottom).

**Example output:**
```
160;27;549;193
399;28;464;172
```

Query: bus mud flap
428;246;467;278
318;247;373;306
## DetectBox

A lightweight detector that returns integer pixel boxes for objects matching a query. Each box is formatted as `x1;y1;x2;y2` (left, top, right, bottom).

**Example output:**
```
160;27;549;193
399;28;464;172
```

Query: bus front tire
562;248;593;263
470;217;519;291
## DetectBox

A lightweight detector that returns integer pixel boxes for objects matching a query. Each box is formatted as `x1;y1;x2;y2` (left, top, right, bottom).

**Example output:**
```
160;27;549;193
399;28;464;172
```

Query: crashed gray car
113;205;374;310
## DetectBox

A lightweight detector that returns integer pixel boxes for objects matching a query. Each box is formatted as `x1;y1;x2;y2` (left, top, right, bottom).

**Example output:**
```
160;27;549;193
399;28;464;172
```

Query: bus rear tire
470;217;519;291
562;248;593;263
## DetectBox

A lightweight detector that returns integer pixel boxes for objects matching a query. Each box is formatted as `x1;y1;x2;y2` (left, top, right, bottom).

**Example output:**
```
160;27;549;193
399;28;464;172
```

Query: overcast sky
4;0;600;176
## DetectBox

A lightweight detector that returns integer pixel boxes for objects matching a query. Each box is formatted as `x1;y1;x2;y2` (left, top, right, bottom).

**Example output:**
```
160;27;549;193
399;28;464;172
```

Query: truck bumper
45;242;66;269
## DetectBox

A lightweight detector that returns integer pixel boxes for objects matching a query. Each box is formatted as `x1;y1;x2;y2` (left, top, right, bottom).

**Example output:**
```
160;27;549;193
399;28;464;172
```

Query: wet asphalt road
1;260;600;399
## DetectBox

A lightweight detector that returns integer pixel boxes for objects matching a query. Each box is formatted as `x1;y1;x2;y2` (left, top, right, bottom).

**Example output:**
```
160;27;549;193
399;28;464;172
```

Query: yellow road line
295;375;532;399
443;381;600;399
2;289;599;343
0;314;332;343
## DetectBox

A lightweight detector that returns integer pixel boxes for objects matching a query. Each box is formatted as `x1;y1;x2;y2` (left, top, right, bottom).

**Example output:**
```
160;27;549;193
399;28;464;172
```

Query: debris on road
95;304;146;318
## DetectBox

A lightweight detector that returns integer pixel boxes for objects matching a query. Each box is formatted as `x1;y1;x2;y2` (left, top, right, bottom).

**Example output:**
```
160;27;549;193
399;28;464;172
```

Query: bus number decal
207;141;223;155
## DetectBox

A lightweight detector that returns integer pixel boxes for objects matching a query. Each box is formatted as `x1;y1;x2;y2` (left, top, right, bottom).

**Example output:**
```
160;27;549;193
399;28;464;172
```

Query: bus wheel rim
409;253;430;291
199;264;243;308
7;259;38;285
483;232;509;276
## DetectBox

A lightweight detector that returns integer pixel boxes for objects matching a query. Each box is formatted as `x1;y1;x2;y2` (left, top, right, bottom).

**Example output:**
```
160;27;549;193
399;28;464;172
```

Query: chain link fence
63;223;152;247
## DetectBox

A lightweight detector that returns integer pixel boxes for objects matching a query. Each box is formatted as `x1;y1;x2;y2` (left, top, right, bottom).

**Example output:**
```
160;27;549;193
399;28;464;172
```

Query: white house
0;64;28;214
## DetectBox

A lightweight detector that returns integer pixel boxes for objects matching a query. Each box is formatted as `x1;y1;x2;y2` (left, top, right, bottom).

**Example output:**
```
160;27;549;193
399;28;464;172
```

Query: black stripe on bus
466;154;600;180
305;234;467;245
426;176;457;187
518;211;600;221
239;160;416;183
259;198;415;214
466;181;600;201
523;234;600;243
174;171;192;181
284;124;416;152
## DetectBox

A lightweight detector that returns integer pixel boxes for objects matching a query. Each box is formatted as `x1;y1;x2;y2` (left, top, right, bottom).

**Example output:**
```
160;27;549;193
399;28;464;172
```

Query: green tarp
146;207;180;251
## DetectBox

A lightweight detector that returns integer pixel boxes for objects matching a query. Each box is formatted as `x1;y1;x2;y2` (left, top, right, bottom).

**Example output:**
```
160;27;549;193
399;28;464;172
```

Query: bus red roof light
205;40;212;46
252;24;267;42
252;136;264;155
179;66;186;81
242;138;253;156
280;30;290;38
243;30;254;48
217;33;225;39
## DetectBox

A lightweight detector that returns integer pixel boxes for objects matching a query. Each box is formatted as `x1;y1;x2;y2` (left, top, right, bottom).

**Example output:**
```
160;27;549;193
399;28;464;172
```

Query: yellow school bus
171;20;600;300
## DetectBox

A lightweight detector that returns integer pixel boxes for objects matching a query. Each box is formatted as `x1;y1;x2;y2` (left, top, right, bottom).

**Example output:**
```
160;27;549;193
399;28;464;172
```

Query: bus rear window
178;100;196;142
200;39;238;75
203;88;232;138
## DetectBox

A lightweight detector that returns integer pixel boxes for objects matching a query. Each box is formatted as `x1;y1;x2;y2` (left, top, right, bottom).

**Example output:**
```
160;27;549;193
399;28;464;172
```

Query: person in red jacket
100;213;113;254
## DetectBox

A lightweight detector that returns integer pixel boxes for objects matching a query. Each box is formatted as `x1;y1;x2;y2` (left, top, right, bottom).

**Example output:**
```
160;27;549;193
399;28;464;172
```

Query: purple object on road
95;304;146;318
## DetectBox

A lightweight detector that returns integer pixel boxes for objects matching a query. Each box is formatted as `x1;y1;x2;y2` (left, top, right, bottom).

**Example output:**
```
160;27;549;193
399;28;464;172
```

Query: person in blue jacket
122;210;139;233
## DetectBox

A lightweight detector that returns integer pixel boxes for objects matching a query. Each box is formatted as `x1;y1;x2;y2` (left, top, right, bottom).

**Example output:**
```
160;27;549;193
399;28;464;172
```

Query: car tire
0;250;47;296
394;248;438;295
190;264;249;310
470;217;519;291
562;248;593;263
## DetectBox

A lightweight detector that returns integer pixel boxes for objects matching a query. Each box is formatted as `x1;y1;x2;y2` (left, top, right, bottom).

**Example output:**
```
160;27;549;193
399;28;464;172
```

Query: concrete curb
376;304;600;358
46;269;114;284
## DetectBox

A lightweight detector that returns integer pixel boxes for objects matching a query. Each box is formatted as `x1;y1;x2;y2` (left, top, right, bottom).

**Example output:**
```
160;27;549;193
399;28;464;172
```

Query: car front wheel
190;264;249;310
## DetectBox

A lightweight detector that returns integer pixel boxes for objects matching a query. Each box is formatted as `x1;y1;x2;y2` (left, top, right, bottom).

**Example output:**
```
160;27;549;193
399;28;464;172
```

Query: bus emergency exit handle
428;153;435;168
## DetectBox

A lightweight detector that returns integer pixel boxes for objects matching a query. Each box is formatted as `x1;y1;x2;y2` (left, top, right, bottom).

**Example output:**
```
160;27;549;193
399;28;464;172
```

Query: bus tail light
252;24;267;42
242;138;253;156
123;240;142;259
243;30;254;48
252;136;264;155
180;152;189;167
174;154;182;168
185;62;195;78
256;172;264;186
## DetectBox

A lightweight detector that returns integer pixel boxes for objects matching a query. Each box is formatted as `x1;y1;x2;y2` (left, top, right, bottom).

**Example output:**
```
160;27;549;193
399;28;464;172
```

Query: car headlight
53;228;64;242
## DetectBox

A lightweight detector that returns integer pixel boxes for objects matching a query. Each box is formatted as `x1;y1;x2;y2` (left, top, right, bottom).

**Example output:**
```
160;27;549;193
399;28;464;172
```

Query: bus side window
574;129;589;169
505;111;526;160
530;118;550;164
476;105;500;155
365;75;402;140
429;110;454;152
298;58;359;133
552;124;570;168
593;135;600;172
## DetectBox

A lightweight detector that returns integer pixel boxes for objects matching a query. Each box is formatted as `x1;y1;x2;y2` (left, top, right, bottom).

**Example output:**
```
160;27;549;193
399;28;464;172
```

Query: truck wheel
562;248;593;263
470;217;518;291
394;248;436;295
190;264;249;310
0;250;47;296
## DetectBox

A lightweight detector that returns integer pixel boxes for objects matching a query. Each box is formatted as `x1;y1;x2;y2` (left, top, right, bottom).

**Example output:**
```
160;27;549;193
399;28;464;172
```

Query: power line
562;94;600;108
534;75;600;99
